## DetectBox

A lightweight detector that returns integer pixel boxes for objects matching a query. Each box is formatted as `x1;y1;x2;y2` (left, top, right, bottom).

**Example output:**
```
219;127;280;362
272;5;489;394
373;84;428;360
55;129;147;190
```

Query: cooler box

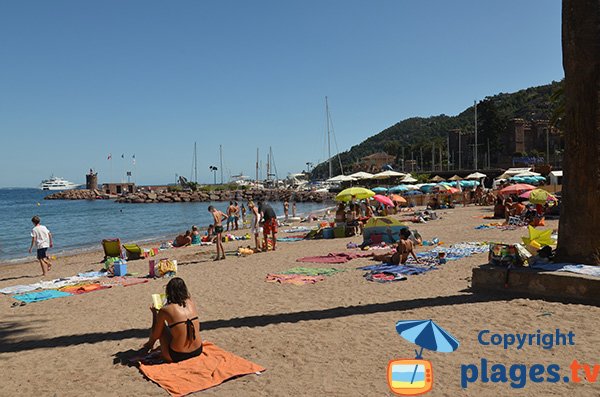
334;226;346;238
323;228;334;239
114;263;128;276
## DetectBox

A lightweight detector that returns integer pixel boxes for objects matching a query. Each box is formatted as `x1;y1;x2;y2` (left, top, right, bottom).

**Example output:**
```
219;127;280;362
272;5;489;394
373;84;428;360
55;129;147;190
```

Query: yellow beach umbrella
335;187;375;202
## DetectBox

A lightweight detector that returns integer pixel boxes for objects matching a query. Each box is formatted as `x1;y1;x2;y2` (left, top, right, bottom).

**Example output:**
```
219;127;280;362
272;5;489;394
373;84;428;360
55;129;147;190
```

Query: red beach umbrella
373;194;395;207
499;184;536;195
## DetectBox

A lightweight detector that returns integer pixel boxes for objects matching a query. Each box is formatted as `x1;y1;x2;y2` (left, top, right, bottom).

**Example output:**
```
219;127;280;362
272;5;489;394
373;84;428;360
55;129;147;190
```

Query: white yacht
39;176;80;190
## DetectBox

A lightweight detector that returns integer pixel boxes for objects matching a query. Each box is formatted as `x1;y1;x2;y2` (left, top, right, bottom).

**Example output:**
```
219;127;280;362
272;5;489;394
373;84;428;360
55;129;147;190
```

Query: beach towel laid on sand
296;252;374;264
556;264;600;278
280;267;345;277
59;283;112;294
0;284;39;295
100;277;149;287
139;341;265;397
265;274;325;285
364;272;408;282
359;264;436;276
12;290;73;303
277;237;305;242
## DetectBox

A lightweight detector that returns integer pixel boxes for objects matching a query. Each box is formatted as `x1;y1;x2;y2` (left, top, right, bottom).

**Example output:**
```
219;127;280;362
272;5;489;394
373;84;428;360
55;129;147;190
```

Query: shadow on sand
0;290;590;355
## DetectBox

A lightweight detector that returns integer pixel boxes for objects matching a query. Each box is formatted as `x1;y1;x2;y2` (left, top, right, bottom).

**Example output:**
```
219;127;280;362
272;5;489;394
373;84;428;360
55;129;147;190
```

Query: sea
0;188;330;264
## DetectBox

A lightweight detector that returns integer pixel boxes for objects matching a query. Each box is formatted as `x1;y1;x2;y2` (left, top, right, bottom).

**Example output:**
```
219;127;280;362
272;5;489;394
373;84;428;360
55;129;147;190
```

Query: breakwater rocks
44;189;112;200
115;189;335;204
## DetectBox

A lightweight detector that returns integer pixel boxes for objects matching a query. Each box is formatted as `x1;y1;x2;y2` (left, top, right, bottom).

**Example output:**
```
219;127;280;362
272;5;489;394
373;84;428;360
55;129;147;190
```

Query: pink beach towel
139;341;265;397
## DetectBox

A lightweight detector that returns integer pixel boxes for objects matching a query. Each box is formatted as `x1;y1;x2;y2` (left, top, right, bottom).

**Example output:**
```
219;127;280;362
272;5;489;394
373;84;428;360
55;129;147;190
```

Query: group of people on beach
208;200;279;260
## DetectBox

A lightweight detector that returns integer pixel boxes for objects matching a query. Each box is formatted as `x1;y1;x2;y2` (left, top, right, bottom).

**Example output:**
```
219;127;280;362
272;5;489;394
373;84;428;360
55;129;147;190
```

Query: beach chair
123;243;143;260
102;238;122;260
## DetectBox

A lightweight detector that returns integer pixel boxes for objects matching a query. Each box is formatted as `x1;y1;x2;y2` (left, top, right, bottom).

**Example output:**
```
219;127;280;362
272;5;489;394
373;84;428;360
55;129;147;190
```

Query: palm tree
555;0;600;264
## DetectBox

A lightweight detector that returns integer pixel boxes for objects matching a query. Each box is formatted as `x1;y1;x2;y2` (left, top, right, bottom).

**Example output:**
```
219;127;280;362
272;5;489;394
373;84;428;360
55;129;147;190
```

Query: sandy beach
1;205;599;397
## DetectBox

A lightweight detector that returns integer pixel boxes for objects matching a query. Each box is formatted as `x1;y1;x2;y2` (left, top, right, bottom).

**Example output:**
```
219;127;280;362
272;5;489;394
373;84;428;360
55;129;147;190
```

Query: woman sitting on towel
373;228;420;265
143;277;203;363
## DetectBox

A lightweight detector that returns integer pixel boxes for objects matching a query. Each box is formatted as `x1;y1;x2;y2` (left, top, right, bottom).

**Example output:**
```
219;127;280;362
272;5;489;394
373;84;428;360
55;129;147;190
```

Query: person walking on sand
226;201;236;231
258;201;278;251
29;215;53;276
248;201;261;251
283;201;289;222
292;202;296;218
208;206;226;260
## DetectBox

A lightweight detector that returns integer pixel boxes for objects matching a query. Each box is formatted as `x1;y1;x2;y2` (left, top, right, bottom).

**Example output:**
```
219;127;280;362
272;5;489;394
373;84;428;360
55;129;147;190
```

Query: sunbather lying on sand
143;277;203;363
373;228;420;265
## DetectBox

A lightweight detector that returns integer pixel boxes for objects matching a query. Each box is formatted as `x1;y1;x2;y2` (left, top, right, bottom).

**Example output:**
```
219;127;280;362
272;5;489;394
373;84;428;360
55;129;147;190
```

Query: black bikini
167;316;203;362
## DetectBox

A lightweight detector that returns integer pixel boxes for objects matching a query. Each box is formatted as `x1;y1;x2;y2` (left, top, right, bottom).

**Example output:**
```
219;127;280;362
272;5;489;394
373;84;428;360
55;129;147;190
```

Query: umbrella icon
395;320;459;386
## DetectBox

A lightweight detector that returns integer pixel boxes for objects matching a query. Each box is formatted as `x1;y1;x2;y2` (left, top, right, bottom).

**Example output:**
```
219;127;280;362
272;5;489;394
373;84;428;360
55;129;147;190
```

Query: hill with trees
311;80;563;178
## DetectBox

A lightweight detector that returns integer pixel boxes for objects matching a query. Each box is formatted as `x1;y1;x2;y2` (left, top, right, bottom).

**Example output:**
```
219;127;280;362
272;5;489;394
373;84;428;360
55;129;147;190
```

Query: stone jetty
45;188;334;203
44;189;112;200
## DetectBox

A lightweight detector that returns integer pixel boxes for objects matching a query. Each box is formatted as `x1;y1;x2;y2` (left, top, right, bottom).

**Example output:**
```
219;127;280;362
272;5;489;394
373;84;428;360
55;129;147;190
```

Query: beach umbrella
403;190;423;196
465;172;487;180
389;185;409;193
400;175;418;183
519;189;557;204
396;319;460;358
348;171;374;180
390;194;407;204
373;194;394;207
372;170;406;179
448;175;462;181
327;174;357;182
430;175;445;182
514;170;541;177
499;183;536;195
335;187;375;201
371;187;389;193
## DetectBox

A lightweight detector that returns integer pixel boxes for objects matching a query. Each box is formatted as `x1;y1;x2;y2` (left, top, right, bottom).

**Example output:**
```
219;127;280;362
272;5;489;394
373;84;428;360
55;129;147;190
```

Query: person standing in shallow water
283;201;289;222
29;215;53;276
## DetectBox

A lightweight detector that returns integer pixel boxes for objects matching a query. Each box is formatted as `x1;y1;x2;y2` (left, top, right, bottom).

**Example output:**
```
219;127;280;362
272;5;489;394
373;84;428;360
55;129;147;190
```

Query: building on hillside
355;152;396;173
448;119;564;170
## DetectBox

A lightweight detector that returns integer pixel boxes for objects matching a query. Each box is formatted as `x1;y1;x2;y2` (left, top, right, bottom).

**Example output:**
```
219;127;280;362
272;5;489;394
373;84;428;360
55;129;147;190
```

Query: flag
107;154;112;160
121;154;125;159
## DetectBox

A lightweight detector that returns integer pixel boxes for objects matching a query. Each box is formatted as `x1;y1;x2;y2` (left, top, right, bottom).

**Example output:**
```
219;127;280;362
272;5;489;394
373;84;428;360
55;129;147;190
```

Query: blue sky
0;0;563;187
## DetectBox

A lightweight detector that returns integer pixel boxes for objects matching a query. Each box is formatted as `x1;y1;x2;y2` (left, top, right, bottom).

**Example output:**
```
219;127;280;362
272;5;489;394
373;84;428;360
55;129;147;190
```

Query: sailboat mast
474;100;478;170
326;96;332;179
219;144;223;184
256;148;259;186
194;142;198;183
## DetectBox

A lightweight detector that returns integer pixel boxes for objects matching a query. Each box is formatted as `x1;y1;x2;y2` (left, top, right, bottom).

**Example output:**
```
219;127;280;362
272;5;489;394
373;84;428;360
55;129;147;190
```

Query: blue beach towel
13;290;73;303
359;264;435;275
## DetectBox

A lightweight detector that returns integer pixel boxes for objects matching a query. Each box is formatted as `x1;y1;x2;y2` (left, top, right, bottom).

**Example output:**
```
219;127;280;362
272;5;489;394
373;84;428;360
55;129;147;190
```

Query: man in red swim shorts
258;201;278;251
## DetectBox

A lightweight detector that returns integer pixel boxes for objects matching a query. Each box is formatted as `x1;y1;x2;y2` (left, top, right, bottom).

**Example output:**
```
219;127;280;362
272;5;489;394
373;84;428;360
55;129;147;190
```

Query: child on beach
226;201;236;231
28;215;53;276
208;206;226;260
190;226;201;245
283;201;289;222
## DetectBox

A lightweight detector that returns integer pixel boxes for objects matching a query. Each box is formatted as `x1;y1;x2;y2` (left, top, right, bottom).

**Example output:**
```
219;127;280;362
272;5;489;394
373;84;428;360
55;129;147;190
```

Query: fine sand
1;205;599;397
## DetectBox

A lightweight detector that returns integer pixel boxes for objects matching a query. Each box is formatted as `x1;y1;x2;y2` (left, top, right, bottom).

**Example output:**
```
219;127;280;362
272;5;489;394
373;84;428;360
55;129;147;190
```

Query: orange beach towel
139;341;265;397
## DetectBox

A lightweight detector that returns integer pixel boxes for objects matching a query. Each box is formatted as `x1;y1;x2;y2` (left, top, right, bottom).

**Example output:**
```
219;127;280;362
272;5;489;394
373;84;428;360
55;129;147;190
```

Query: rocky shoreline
45;188;335;203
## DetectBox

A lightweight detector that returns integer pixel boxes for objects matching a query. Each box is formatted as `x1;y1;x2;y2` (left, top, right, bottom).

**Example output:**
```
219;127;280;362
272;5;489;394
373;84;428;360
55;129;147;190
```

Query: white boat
39;176;80;190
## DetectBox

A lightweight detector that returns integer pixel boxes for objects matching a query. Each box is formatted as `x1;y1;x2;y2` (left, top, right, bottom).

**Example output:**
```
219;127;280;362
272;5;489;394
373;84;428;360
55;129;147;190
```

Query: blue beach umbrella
403;190;423;196
372;187;389;193
389;185;409;193
395;319;460;358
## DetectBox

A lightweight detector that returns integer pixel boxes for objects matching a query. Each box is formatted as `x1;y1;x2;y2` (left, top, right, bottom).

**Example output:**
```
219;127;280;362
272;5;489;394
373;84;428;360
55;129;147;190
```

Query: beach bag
488;243;525;267
155;259;177;277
